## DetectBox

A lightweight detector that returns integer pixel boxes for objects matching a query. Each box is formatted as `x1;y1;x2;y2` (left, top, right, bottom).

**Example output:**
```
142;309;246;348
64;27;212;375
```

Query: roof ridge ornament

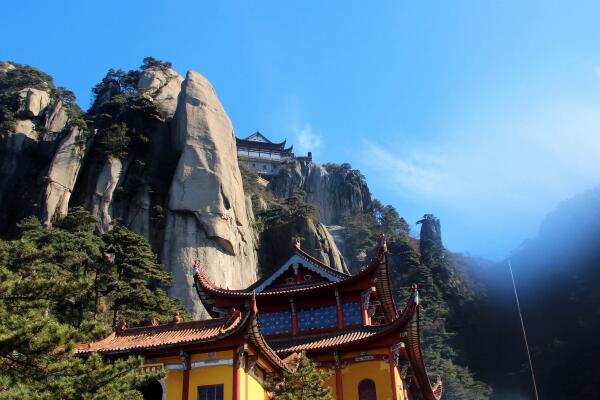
410;283;419;305
378;233;387;254
294;238;301;249
193;259;202;276
117;319;127;333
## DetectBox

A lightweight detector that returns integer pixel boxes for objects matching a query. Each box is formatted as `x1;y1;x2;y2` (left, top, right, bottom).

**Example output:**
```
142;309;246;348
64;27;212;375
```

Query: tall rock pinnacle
417;214;443;247
162;70;258;318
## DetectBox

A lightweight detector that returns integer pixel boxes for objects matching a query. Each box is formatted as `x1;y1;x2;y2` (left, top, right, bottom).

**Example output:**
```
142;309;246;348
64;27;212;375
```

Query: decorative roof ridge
236;131;288;147
76;332;116;352
115;317;227;336
373;234;398;322
75;307;254;356
246;293;292;372
193;248;386;300
293;244;350;278
402;285;443;400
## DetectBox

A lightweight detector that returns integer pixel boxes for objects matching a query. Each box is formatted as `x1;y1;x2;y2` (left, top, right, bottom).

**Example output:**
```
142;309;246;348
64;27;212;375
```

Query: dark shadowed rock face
267;160;371;225
417;214;442;246
258;216;348;277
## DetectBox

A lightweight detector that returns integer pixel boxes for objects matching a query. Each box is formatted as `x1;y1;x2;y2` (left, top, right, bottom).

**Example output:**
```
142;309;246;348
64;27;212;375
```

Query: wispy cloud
359;102;600;257
293;123;322;156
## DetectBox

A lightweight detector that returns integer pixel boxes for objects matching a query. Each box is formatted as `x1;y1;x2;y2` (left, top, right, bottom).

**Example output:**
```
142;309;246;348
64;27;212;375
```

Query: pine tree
0;236;161;399
268;352;333;400
102;223;184;327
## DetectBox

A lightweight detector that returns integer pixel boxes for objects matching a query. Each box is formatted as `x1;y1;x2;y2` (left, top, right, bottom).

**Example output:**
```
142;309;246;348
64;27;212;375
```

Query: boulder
17;88;50;117
163;70;258;318
0;62;15;73
12;119;36;140
137;67;183;119
41;126;88;225
45;101;69;133
90;156;127;231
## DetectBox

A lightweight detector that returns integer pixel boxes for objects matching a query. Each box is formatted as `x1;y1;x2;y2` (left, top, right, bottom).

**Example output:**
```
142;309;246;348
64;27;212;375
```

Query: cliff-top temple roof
236;131;293;152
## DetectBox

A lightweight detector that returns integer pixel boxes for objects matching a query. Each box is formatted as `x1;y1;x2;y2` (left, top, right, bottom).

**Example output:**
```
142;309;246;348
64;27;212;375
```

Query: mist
358;100;600;261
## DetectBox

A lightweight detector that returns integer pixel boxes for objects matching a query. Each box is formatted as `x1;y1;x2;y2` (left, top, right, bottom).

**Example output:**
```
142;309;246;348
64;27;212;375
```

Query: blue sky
3;1;600;259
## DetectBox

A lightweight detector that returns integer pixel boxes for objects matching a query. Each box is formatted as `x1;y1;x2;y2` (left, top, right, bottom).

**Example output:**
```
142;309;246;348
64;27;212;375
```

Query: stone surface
163;70;258;318
259;216;348;276
417;214;442;247
268;159;372;225
17;88;50;117
0;62;15;73
90;156;127;232
45;100;69;132
41;127;87;225
137;67;183;119
12;119;36;140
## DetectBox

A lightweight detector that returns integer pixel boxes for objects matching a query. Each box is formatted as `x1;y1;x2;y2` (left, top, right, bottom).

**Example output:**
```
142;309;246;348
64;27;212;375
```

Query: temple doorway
358;379;377;400
139;379;163;400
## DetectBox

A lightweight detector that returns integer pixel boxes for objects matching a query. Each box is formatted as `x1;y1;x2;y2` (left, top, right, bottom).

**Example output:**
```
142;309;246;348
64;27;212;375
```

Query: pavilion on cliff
236;131;311;176
77;235;443;400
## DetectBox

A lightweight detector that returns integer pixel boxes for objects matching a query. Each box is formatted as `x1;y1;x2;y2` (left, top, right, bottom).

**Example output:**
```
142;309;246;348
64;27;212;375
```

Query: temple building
77;237;443;400
236;132;311;176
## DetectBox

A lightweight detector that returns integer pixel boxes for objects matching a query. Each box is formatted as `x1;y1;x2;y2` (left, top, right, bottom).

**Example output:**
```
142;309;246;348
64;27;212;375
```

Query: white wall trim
158;378;167;400
191;358;233;369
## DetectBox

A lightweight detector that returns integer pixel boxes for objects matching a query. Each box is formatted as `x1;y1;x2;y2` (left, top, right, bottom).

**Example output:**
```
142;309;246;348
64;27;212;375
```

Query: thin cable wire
508;260;540;400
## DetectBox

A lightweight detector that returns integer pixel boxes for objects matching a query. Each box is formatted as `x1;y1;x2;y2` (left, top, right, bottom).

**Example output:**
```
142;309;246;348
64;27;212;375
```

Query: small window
285;277;295;284
304;274;312;281
358;379;377;400
252;163;256;167
198;385;223;400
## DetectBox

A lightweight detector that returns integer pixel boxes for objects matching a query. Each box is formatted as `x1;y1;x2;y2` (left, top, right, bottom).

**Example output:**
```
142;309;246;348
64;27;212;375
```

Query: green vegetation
340;199;409;270
257;191;318;232
0;207;187;398
267;352;333;400
0;62;85;136
338;198;491;398
398;236;492;399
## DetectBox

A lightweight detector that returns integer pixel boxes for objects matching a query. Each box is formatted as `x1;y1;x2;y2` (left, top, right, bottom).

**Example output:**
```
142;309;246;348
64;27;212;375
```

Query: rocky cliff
0;60;348;318
267;159;372;225
162;70;258;317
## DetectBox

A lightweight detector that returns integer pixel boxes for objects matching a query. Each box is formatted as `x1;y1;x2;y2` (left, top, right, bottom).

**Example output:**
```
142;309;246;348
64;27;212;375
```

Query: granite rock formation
267;159;371;225
162;70;258;317
0;61;351;317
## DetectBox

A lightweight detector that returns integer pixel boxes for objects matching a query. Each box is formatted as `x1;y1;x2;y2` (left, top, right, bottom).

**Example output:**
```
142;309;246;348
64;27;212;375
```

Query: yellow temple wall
164;369;183;399
341;359;393;400
316;348;406;400
188;364;233;399
144;350;272;400
246;372;265;400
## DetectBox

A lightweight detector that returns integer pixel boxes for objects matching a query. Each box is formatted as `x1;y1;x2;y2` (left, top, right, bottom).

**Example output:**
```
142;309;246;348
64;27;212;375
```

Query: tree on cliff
103;223;182;327
0;216;168;398
267;352;333;400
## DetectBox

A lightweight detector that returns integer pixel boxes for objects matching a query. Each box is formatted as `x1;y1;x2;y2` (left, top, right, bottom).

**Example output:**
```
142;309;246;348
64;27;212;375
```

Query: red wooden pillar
233;348;241;400
334;351;343;400
182;352;190;400
388;351;398;400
